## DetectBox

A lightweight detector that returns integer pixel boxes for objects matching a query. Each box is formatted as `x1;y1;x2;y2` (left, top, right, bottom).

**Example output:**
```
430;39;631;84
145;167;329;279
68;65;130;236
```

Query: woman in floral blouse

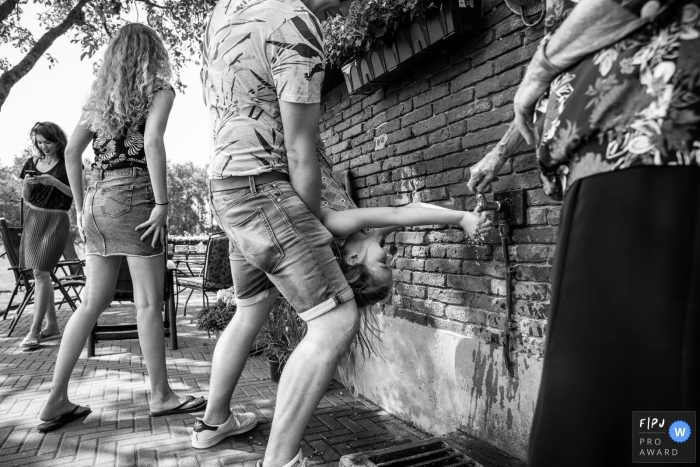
468;0;698;464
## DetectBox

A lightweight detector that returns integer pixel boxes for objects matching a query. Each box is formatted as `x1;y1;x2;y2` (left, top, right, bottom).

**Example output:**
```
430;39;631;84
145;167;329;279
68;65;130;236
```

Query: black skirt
528;166;699;466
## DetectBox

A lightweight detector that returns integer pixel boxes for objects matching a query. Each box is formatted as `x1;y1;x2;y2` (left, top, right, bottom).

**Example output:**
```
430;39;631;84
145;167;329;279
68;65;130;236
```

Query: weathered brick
515;300;549;318
492;85;519;107
453;62;494;92
527;207;548;225
426;230;466;243
426;287;468;304
490;171;541;191
412;114;447;137
413;272;446;287
418;187;449;202
494;40;538;74
516;265;552;282
462;124;510;148
400;106;433;128
354;162;383;177
446;275;492;293
395;258;425;271
426;169;463;188
395;283;427;298
427;122;468;146
468;106;515;131
410;298;447;317
432;88;475;115
395;136;429;155
399;80;431;102
395;231;427;245
426;316;464;334
342;123;364;140
413;83;450;109
471;33;523;67
430;57;472;87
447;99;493;124
475;67;525;99
511;227;558;244
424;259;462;274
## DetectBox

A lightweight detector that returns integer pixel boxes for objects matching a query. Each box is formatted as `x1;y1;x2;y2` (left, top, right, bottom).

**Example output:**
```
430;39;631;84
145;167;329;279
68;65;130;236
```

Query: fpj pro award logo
633;411;696;463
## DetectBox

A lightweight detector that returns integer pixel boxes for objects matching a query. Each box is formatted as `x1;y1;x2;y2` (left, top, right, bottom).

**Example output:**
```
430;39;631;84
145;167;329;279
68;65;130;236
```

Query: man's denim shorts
211;180;354;321
84;167;163;258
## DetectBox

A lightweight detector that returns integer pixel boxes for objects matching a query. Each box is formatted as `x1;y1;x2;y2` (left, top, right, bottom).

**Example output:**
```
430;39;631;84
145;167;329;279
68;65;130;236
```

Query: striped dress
18;157;72;272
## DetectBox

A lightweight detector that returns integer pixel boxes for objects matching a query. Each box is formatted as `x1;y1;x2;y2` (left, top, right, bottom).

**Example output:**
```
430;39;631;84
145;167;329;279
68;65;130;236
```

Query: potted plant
257;298;307;383
193;288;237;338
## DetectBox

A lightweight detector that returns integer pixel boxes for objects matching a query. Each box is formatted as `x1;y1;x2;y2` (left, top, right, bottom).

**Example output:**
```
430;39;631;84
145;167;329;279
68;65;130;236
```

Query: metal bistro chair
1;218;85;337
87;254;178;357
176;232;232;316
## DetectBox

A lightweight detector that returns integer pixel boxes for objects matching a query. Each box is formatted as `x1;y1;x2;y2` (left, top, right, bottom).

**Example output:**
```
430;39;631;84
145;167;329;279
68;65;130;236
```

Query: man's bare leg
202;292;279;425
263;299;359;467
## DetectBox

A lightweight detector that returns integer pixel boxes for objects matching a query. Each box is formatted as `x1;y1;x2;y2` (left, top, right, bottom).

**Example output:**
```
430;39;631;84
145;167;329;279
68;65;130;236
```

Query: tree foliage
166;160;214;236
0;0;217;111
0;151;27;226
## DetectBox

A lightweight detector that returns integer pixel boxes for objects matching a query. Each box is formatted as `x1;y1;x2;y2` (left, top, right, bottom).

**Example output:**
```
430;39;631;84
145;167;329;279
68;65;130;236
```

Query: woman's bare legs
127;254;183;412
23;270;58;343
39;255;121;420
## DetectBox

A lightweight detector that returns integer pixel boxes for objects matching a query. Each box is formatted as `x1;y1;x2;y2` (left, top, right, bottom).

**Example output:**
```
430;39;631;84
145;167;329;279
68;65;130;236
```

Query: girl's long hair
31;122;67;160
81;23;172;139
333;245;391;393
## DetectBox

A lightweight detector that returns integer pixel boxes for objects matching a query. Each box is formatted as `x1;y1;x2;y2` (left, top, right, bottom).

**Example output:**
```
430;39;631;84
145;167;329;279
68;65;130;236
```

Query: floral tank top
534;0;700;199
317;141;361;250
91;83;175;171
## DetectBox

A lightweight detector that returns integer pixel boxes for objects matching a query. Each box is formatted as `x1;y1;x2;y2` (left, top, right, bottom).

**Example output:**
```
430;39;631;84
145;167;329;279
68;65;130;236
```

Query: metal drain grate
340;438;477;467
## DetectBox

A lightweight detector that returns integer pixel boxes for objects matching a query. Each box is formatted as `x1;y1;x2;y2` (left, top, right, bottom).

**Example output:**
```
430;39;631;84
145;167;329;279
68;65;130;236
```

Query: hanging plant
323;0;434;68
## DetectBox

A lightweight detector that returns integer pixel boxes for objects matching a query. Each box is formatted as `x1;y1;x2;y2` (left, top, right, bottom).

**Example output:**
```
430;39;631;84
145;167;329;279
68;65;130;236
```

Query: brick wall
321;0;557;362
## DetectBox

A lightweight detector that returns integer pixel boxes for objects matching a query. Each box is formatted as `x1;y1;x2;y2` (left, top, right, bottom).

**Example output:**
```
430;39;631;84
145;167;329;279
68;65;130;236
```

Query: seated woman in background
19;122;74;349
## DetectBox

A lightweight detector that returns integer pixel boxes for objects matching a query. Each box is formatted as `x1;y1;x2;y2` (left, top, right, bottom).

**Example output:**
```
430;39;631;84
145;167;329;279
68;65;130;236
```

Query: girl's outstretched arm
320;203;488;238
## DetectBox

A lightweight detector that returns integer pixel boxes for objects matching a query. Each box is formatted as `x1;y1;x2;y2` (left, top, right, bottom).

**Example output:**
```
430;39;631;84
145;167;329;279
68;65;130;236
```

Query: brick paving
0;291;430;467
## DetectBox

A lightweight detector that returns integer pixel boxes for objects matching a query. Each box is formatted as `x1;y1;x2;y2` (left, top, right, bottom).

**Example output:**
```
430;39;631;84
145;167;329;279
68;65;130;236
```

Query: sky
0;4;210;170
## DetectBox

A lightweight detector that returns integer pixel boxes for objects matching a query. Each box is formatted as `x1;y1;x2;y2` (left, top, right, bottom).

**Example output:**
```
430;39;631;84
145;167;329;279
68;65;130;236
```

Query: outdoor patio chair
87;253;178;357
176;232;232;316
1;218;85;337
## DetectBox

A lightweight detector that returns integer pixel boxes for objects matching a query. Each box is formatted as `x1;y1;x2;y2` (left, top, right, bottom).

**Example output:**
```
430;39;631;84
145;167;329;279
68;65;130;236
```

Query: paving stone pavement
0;291;431;467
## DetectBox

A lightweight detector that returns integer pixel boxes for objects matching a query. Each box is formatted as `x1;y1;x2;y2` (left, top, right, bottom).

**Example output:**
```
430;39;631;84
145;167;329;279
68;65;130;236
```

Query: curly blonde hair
81;23;172;139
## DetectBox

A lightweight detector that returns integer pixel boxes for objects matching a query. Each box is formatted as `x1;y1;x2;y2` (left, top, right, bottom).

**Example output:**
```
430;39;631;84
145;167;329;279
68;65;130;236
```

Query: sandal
40;330;61;341
21;338;40;350
37;405;91;433
149;395;207;417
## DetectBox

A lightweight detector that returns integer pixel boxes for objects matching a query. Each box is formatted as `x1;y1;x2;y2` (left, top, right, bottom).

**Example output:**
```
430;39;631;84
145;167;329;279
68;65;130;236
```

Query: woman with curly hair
37;23;205;432
18;122;74;350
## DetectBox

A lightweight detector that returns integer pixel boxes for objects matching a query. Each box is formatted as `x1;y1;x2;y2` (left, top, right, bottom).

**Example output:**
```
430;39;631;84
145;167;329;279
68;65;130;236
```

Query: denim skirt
83;167;163;257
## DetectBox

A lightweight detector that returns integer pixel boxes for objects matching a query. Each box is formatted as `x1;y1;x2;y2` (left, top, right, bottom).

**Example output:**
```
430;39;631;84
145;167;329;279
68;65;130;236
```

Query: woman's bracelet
155;201;169;206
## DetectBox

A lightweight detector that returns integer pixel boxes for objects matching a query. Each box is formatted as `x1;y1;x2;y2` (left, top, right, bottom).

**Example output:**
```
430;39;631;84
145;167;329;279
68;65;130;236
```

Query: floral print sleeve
533;0;700;199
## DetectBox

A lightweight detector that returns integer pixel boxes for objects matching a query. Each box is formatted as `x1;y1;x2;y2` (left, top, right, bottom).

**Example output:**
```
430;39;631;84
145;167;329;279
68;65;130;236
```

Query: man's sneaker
191;411;258;449
256;448;306;467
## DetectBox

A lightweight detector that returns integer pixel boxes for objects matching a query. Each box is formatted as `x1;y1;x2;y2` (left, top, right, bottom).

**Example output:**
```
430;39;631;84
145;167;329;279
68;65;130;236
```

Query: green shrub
194;299;236;336
257;298;307;365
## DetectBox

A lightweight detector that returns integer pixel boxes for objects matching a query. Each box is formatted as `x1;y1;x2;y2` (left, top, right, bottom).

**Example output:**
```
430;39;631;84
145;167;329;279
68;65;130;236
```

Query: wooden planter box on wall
342;0;481;95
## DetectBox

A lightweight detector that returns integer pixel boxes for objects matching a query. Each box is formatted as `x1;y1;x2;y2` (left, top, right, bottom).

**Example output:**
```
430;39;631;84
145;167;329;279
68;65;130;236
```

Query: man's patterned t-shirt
201;0;326;179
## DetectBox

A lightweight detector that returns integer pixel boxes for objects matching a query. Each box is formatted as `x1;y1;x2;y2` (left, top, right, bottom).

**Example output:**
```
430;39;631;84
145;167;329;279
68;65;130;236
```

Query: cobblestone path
0;293;429;466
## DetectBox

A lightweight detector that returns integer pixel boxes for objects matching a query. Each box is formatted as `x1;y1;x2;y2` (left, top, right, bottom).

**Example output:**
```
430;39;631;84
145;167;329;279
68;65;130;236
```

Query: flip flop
40;330;61;341
149;396;207;417
20;338;40;350
37;405;91;433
